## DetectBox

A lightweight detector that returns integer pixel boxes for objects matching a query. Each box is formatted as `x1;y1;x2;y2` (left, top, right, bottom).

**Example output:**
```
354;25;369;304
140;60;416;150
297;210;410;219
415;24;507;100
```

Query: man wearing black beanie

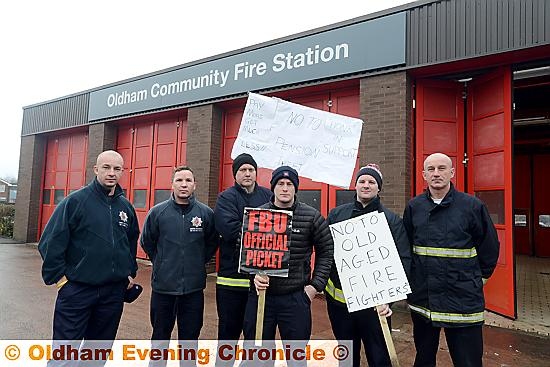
213;153;271;366
243;165;334;363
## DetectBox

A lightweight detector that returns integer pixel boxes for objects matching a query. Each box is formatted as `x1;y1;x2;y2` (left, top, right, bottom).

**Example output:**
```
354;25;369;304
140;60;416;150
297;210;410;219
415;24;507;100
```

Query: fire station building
15;0;550;321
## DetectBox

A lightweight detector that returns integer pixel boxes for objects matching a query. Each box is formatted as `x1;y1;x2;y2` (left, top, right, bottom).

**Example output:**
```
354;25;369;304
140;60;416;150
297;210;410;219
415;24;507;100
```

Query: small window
297;190;321;211
475;190;504;225
335;190;356;207
154;190;171;205
42;189;51;205
133;190;147;209
0;184;5;193
54;189;65;205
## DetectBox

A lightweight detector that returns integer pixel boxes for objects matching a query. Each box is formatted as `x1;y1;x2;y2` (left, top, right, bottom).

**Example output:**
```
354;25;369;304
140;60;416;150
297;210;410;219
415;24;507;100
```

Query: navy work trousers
52;280;126;340
215;286;249;367
216;286;249;340
149;290;204;367
49;280;127;367
411;311;483;367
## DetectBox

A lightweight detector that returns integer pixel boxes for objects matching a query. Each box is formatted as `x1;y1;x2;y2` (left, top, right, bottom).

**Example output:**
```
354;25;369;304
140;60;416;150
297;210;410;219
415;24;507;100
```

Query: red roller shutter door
39;132;88;239
116;116;187;259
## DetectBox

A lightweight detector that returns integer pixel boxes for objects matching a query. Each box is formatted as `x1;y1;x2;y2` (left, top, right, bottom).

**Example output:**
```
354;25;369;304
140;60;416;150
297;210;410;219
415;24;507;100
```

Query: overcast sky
0;0;413;180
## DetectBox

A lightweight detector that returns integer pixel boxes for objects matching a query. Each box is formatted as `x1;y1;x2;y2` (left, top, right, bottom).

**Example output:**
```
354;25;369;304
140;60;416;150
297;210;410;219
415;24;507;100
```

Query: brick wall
187;105;222;209
359;71;412;215
85;123;117;183
14;134;46;242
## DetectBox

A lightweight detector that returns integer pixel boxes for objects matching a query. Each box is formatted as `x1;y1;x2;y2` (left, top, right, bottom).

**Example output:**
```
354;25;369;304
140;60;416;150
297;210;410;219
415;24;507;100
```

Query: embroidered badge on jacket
119;211;128;222
118;210;129;228
190;216;203;232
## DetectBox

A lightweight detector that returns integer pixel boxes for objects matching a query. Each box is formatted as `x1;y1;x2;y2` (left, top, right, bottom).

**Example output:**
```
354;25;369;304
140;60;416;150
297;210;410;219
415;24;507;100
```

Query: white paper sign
329;211;410;312
231;93;363;188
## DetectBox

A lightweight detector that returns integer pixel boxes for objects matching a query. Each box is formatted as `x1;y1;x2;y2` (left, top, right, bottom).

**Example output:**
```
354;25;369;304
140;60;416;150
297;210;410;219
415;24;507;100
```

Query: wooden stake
377;305;400;367
255;275;267;346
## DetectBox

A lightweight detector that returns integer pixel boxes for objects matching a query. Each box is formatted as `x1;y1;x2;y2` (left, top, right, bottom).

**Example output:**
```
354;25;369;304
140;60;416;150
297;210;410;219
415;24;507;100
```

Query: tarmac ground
1;241;549;366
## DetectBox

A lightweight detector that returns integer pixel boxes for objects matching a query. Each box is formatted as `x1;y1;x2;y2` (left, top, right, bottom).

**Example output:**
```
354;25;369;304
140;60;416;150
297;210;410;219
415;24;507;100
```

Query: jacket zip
110;204;115;273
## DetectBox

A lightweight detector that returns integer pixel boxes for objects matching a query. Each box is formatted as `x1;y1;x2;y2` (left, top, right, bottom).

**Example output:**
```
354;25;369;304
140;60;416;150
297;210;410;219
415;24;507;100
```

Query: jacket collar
90;178;124;203
170;193;196;209
424;182;456;207
234;181;259;195
268;194;297;211
353;195;381;214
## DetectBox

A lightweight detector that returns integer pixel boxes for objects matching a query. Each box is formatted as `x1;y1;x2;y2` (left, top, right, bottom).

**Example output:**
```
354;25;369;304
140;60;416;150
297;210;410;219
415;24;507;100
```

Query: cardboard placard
330;211;410;312
238;208;292;277
231;93;363;188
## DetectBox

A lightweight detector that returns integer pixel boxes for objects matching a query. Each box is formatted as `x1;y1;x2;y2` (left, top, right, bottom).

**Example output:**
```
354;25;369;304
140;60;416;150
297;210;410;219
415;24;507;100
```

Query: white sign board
231;93;363;188
330;212;410;312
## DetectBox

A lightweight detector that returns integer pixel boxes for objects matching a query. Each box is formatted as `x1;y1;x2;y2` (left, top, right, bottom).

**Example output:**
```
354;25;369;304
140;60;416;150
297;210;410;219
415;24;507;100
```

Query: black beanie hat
232;153;258;178
270;166;299;192
355;163;383;190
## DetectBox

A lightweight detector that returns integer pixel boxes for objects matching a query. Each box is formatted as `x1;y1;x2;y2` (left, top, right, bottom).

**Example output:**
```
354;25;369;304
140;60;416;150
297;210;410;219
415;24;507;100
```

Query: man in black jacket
141;166;218;366
325;164;411;367
403;153;499;367
38;150;139;358
243;166;334;365
214;153;271;344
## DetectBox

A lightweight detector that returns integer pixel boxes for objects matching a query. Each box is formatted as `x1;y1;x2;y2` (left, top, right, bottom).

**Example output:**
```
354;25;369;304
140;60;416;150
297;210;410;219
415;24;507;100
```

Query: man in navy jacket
141;166;218;366
214;153;271;344
403;153;499;367
39;150;139;358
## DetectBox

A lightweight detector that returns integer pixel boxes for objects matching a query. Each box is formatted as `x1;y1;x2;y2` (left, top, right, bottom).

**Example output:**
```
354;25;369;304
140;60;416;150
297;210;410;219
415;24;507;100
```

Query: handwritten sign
330;212;410;312
238;208;292;277
231;93;363;188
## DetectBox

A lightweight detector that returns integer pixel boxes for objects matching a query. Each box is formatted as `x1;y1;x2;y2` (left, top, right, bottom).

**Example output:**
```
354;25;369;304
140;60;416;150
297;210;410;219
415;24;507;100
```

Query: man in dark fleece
38;150;139;366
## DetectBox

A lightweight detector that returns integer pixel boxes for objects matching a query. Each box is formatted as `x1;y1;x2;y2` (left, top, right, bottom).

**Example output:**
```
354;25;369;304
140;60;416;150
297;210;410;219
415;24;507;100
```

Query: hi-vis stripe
409;304;484;323
325;278;346;304
413;245;477;258
216;276;250;288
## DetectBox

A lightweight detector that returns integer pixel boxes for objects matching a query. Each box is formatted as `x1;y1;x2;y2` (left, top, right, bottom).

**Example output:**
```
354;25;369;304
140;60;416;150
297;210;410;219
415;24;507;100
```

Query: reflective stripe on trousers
409;303;485;323
216;276;250;288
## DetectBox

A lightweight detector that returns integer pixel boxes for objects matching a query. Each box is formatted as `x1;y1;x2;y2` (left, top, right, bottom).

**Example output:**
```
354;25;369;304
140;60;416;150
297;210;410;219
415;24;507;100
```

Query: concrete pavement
1;241;549;366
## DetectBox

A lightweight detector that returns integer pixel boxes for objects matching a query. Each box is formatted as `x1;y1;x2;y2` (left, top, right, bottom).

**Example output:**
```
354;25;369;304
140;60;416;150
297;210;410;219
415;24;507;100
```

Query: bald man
403;153;499;367
39;150;139;348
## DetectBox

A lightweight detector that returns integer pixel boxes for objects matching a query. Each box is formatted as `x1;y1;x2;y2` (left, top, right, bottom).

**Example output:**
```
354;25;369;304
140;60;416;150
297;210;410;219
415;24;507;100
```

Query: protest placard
238;208;292;277
231;93;363;188
329;211;410;313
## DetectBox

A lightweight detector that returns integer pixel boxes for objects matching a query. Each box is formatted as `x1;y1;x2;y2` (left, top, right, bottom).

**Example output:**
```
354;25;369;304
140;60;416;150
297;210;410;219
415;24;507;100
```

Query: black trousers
242;290;312;367
215;286;249;367
49;280;127;367
150;290;204;340
326;298;391;367
52;280;126;340
411;312;483;367
216;286;249;340
149;290;204;367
